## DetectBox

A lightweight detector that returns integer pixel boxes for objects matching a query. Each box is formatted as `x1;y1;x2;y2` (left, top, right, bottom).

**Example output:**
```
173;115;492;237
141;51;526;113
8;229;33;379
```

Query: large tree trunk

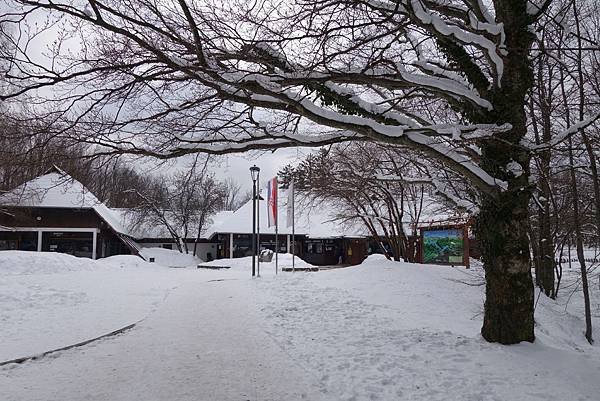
537;84;556;297
478;191;535;344
476;0;536;344
538;195;555;297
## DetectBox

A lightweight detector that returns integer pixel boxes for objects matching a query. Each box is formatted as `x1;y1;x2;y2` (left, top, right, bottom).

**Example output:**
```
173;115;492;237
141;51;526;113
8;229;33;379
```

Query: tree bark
476;0;536;343
478;191;535;344
537;73;556;297
571;2;594;344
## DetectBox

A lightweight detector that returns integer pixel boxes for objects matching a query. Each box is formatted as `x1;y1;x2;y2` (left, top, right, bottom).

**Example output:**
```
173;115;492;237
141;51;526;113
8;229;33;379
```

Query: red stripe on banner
267;176;278;227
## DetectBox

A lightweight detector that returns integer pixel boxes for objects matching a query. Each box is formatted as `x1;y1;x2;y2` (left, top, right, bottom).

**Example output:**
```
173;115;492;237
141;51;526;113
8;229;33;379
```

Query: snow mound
139;247;203;268
0;251;162;275
0;251;97;275
272;253;315;269
363;253;396;263
199;253;315;272
96;255;159;269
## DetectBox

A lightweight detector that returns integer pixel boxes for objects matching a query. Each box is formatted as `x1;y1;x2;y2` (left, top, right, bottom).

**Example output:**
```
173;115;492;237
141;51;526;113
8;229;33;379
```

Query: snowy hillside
1;251;598;400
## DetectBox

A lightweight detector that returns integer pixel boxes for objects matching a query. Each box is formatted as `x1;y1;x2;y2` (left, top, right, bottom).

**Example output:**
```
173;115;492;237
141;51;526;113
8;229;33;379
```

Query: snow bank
0;251;185;361
0;251;164;276
253;256;600;401
0;251;98;275
198;253;315;274
96;254;161;269
310;254;486;335
139;247;203;268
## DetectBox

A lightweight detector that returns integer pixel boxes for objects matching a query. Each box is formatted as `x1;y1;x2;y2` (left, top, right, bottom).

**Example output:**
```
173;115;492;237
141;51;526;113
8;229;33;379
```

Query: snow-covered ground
1;251;599;400
139;247;204;268
0;252;184;361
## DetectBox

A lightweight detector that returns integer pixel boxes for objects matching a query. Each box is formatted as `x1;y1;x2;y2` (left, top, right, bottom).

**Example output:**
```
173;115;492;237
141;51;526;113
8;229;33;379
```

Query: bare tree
3;0;599;343
523;0;597;341
220;177;245;211
280;143;465;262
129;156;226;254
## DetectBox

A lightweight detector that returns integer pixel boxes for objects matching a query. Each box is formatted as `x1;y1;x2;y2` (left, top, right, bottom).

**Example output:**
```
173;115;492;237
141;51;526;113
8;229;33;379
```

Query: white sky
211;148;309;191
3;4;320;192
140;147;315;192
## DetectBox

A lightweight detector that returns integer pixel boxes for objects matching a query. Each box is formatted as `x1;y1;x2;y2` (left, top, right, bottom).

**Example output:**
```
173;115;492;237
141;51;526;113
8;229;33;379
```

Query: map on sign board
423;229;464;265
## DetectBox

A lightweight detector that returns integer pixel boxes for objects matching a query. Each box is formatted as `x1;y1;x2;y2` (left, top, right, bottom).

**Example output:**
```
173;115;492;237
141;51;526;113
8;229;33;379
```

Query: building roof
0;171;100;209
205;194;367;239
109;209;233;241
0;168;130;237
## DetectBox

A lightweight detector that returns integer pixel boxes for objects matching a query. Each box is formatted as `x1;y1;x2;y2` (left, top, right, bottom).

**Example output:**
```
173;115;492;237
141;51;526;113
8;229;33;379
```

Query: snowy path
0;278;331;401
2;252;600;401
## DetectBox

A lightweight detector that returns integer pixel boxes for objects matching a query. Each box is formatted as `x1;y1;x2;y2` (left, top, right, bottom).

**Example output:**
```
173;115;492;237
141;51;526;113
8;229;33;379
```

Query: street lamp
250;165;260;277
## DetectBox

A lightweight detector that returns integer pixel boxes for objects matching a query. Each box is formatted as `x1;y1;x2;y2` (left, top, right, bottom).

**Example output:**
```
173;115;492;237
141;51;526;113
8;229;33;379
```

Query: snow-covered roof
0;168;131;237
92;204;131;237
205;189;470;239
112;209;233;240
0;171;101;209
205;195;367;239
112;209;178;240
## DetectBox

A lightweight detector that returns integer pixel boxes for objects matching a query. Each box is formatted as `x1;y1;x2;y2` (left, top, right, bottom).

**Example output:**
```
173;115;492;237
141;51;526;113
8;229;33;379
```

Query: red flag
267;177;278;227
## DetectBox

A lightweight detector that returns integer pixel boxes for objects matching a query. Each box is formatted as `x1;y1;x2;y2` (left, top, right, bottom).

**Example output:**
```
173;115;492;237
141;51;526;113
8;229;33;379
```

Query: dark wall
303;238;367;266
0;207;104;229
0;207;133;258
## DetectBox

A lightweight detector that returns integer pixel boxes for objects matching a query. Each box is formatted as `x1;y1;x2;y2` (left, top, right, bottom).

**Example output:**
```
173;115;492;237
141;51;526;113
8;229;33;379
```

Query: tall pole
251;177;256;277
257;171;261;277
275;176;279;275
292;182;295;272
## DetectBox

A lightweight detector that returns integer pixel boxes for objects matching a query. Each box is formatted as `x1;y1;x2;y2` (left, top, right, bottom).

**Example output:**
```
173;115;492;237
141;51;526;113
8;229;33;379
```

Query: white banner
286;181;294;228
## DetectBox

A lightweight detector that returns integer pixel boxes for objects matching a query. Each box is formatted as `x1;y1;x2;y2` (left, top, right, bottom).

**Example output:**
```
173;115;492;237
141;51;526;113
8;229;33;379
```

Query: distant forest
0;118;169;208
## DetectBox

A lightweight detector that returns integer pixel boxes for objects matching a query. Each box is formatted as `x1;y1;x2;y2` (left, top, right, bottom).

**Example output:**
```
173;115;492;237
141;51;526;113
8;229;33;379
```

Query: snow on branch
406;0;505;83
527;111;600;151
374;173;478;212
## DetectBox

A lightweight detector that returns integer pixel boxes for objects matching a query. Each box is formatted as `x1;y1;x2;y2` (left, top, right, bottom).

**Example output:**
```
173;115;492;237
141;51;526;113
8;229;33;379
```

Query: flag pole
292;181;295;273
257;175;261;278
275;177;279;275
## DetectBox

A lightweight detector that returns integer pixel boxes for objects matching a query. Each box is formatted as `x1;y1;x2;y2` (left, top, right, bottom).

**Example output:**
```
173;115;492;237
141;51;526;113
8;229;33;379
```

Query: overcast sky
3;5;320;192
141;147;315;193
210;148;311;192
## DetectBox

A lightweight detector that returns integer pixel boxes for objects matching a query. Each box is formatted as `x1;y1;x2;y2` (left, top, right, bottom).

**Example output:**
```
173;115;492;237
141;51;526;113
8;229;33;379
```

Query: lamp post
250;165;260;277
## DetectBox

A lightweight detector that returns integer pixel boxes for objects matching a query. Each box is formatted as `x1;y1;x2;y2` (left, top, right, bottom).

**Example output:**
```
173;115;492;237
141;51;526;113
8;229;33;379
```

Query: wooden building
0;167;138;259
206;198;369;267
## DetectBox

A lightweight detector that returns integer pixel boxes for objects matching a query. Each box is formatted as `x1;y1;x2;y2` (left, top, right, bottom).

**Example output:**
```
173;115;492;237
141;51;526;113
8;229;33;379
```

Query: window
42;232;93;258
307;242;323;254
0;231;37;251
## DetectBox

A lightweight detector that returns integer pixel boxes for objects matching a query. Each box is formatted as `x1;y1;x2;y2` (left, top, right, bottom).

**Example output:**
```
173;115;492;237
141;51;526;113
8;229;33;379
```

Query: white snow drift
1;251;598;401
